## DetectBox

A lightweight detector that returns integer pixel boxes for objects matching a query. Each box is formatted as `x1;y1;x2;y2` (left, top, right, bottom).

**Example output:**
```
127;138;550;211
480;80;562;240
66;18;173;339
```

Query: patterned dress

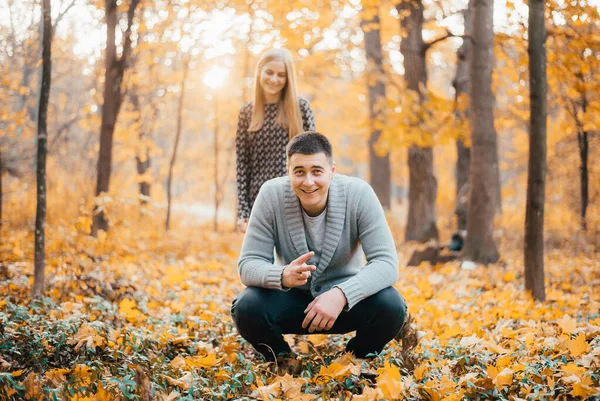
236;98;316;220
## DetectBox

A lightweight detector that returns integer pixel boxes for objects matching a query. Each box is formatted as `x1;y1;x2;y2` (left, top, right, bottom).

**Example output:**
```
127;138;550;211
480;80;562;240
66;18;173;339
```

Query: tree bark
463;0;500;264
452;0;473;231
130;89;151;205
398;0;438;242
362;6;391;209
578;90;589;231
0;147;3;229
91;0;140;236
524;0;547;301
32;0;52;298
166;59;189;231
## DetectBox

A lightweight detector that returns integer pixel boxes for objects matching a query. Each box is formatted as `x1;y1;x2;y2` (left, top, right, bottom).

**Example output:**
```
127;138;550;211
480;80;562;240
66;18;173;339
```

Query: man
231;132;407;361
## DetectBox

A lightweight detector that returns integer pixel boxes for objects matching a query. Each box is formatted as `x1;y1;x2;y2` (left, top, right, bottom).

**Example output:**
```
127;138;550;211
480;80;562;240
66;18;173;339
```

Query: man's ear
331;161;336;174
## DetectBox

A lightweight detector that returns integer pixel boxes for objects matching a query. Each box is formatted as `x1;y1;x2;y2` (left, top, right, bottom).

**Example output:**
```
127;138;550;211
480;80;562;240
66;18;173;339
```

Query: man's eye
295;171;304;176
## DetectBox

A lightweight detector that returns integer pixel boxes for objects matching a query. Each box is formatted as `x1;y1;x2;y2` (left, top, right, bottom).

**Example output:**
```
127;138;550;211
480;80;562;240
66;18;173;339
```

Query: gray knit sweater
238;174;399;310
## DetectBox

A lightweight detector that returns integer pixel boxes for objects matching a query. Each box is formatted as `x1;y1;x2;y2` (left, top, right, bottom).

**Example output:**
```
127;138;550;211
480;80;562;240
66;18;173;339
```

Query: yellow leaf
502;271;516;282
307;334;327;346
353;386;383;401
163;372;193;390
280;373;305;398
376;360;403;400
493;368;513;388
187;353;219;369
170;355;186;370
414;363;427;381
72;364;92;386
558;314;578;335
567;333;590;357
570;375;596;398
95;383;111;401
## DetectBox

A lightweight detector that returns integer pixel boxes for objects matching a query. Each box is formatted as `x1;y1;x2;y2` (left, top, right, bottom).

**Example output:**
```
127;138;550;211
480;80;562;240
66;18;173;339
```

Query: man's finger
304;297;318;314
296;265;316;273
302;309;316;329
317;318;329;331
309;316;323;333
292;251;315;266
325;319;335;331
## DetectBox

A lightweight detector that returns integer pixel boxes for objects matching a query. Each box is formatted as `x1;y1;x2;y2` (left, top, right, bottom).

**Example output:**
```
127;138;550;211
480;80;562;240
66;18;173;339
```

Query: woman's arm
300;98;316;132
235;103;252;220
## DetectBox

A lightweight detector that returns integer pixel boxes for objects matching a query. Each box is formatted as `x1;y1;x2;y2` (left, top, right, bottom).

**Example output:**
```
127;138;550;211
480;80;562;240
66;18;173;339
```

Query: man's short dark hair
286;131;333;164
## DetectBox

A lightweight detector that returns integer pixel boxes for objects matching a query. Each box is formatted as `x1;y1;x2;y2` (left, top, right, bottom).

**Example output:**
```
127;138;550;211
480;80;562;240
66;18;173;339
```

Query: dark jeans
231;286;407;360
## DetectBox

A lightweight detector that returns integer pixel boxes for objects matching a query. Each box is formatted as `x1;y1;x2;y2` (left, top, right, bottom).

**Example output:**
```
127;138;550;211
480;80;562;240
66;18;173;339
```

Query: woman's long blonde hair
248;48;303;139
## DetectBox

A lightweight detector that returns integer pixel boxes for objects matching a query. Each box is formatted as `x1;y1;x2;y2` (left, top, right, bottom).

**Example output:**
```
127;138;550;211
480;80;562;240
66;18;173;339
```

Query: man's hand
302;287;347;333
282;252;317;288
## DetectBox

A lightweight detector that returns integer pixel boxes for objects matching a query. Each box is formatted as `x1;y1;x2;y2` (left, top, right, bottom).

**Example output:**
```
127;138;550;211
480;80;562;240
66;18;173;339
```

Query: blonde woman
236;48;316;232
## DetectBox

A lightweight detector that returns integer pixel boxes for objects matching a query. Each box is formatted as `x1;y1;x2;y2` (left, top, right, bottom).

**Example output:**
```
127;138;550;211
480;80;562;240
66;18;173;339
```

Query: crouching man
231;132;407;361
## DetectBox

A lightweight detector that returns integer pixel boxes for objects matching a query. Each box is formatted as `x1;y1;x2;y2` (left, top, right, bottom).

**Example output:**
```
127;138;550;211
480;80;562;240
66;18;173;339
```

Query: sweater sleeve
334;184;399;309
238;184;289;290
300;98;316;132
235;103;252;220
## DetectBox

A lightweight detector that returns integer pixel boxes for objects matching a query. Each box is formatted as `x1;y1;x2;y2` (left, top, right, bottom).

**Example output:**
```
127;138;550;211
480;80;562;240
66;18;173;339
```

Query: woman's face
259;60;287;101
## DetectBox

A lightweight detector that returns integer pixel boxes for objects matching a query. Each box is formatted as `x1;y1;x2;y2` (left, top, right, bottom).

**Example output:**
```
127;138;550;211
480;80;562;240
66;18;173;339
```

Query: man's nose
304;174;315;185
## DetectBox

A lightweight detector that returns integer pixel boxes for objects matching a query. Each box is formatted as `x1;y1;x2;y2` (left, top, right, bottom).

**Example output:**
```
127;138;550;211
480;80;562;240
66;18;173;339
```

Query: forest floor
0;219;599;400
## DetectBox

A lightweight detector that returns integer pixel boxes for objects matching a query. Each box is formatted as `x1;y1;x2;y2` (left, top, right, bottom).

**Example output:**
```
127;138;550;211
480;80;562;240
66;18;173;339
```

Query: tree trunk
463;0;500;264
524;0;546;301
578;88;589;231
91;0;140;236
578;129;588;231
398;0;438;242
362;6;391;209
166;59;189;231
32;0;52;299
130;89;151;205
453;0;473;231
0;147;3;229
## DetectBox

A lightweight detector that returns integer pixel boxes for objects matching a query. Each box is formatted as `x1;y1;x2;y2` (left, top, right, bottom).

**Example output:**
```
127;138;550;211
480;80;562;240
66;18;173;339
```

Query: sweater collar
284;175;346;273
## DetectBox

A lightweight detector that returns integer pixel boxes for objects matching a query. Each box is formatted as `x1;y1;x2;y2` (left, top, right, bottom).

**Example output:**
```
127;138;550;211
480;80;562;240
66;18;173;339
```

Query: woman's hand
237;218;249;233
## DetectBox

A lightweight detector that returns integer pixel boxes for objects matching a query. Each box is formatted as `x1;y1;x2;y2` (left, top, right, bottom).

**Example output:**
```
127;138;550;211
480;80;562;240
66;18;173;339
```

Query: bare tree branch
52;0;77;35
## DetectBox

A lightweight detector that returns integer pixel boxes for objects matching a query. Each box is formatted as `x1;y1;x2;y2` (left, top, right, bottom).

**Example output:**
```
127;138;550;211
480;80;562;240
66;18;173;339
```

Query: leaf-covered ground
1;221;599;400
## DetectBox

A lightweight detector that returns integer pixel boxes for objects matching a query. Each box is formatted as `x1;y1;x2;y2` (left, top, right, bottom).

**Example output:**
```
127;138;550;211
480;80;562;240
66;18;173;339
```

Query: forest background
0;0;599;400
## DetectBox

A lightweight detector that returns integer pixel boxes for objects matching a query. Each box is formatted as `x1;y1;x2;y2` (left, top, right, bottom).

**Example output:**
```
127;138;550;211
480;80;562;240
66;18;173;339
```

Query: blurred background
0;0;598;250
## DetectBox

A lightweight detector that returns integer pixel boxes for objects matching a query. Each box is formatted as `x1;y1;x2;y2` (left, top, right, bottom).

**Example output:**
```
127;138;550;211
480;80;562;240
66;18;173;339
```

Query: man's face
288;152;336;217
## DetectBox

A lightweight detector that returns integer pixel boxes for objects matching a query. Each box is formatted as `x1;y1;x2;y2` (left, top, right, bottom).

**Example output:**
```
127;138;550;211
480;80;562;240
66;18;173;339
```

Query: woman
236;48;316;232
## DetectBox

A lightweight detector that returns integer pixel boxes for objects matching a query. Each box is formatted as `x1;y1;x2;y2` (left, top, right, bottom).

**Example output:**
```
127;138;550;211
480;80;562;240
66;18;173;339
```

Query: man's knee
372;287;408;328
231;287;269;326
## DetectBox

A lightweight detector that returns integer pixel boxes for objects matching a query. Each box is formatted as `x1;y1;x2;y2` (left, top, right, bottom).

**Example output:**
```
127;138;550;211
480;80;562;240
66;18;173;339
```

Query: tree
32;0;52;298
166;58;190;231
362;4;391;209
462;0;500;264
91;0;141;236
452;0;473;231
524;0;547;301
397;0;438;242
